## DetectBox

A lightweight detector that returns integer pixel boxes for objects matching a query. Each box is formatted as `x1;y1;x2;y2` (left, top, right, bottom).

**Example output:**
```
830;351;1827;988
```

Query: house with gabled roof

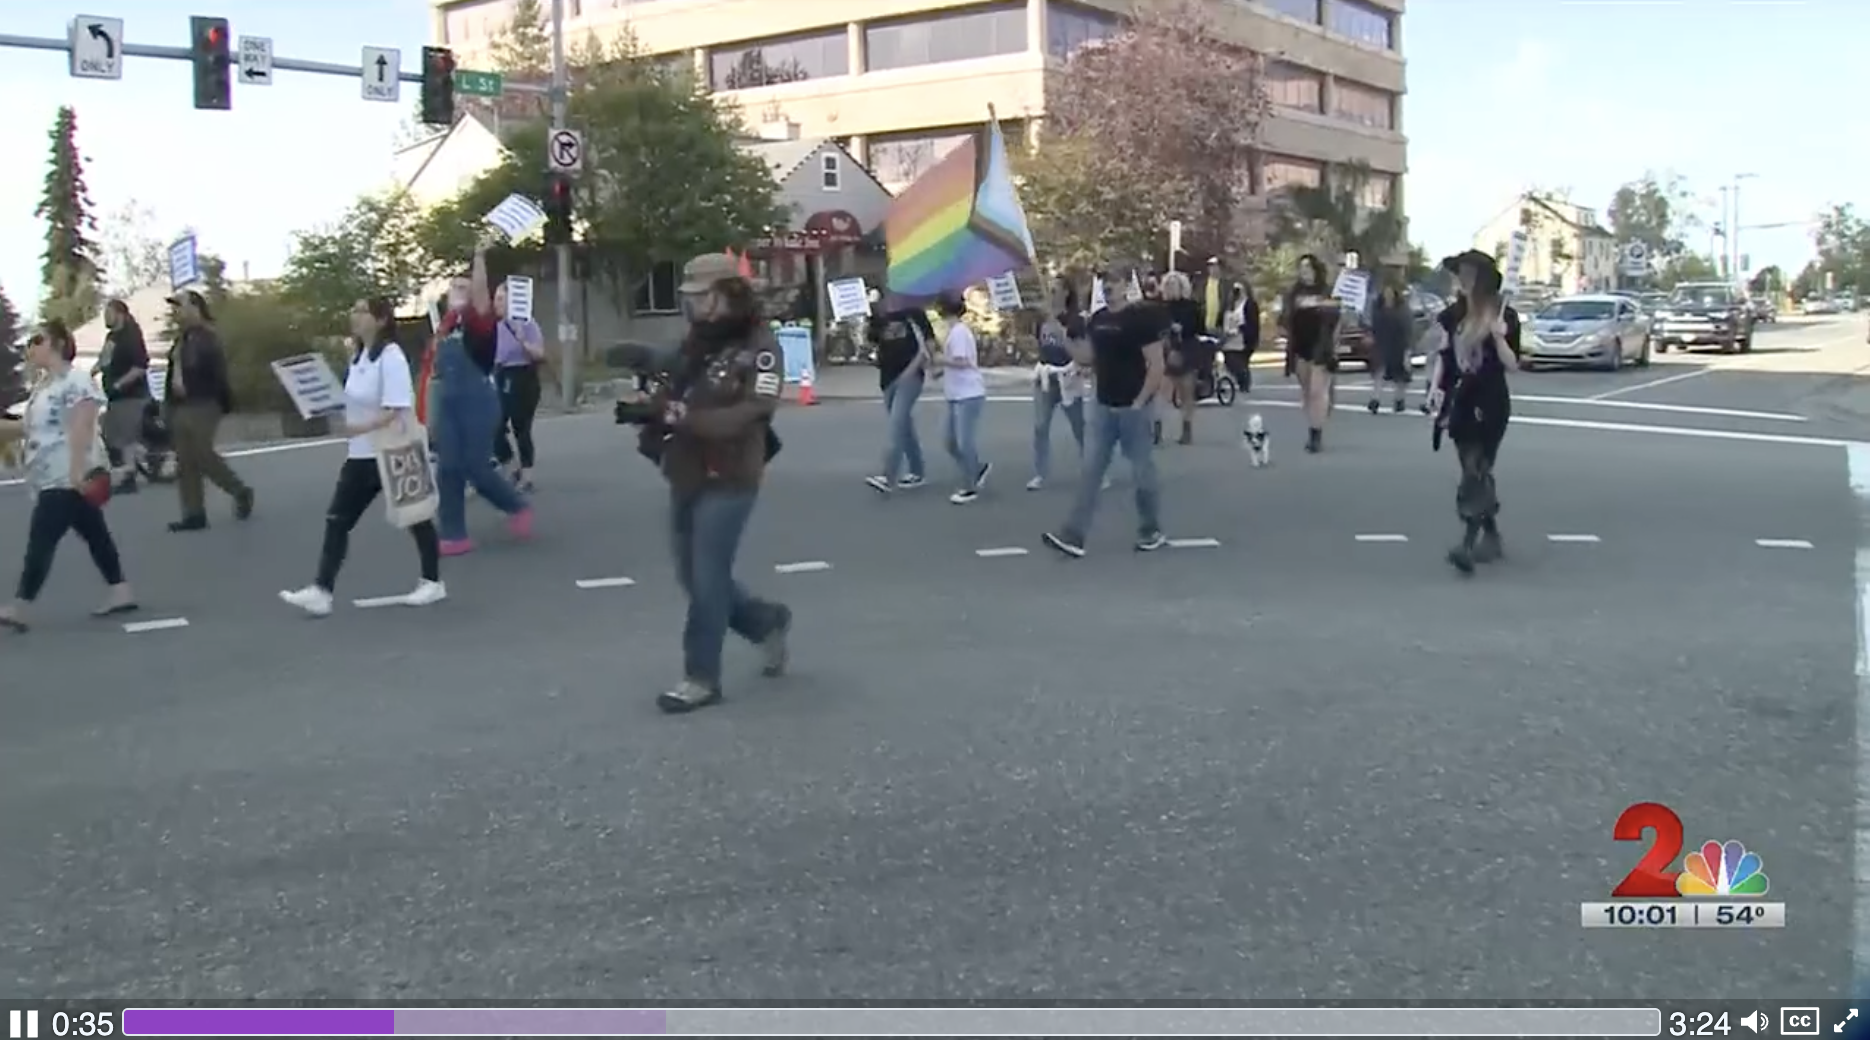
1473;192;1618;295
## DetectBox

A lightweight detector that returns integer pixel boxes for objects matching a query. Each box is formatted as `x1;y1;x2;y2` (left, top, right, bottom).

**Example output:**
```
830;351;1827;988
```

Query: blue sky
0;1;1860;314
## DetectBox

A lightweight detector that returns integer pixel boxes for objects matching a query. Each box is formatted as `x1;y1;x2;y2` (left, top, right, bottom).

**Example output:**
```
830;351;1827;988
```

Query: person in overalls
431;242;532;556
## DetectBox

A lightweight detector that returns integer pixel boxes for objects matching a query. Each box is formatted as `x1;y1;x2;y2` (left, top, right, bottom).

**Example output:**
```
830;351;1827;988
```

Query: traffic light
544;174;574;245
189;16;232;111
420;46;456;126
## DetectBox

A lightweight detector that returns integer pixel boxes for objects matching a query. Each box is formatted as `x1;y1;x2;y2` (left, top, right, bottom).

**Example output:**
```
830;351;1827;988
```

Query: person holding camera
638;253;792;714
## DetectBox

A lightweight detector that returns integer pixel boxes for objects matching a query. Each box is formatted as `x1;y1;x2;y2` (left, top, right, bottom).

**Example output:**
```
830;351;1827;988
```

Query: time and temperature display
1582;802;1785;929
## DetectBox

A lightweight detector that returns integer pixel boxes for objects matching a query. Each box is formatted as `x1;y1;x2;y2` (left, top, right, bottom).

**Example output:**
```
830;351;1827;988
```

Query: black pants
1222;349;1252;393
18;489;124;601
316;458;441;592
495;365;542;470
1454;434;1503;524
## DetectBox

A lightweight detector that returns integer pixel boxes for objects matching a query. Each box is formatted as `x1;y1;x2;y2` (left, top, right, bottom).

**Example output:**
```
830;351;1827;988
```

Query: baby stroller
1171;335;1239;408
135;398;176;483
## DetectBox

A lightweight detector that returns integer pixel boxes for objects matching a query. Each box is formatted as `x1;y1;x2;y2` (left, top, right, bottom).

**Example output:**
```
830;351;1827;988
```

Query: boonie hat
677;253;764;293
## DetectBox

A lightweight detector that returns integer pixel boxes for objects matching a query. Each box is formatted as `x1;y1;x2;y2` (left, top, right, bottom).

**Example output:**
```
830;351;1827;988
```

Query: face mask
448;290;468;309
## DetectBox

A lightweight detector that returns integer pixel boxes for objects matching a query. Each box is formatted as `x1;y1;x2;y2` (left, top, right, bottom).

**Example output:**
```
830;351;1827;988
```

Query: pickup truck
1651;282;1753;354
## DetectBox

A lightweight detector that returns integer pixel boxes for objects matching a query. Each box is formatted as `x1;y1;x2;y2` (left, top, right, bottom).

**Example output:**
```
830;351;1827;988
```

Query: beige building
1472;193;1618;296
430;0;1407;207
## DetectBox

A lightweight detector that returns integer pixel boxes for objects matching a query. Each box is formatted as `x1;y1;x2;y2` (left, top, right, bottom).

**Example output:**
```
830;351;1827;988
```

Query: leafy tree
0;284;23;409
1747;265;1784;294
1810;203;1869;294
1273;160;1408;274
1017;0;1267;267
279;191;433;333
1607;172;1695;260
1658;253;1719;288
97;198;169;295
36;105;102;328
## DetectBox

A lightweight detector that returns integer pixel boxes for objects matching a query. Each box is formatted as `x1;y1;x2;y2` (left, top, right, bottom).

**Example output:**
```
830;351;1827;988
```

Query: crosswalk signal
190;16;232;110
544;174;574;245
420;46;456;126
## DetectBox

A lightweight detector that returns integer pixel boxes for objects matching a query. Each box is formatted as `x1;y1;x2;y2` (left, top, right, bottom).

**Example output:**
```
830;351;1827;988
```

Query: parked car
1523;294;1652;371
1801;296;1837;315
1751;296;1777;323
1652;282;1753;353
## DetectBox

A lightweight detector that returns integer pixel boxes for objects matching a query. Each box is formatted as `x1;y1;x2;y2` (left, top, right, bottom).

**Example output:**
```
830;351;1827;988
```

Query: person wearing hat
1425;249;1521;573
650;252;792;714
163;288;254;531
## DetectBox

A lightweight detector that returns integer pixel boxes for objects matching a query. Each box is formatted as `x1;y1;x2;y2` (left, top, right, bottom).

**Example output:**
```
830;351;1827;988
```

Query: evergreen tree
35;106;101;328
0;283;23;408
489;0;551;79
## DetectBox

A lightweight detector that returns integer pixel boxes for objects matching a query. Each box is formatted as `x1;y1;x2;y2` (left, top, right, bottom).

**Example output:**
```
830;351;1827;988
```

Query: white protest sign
826;277;871;320
1502;229;1529;299
986;273;1022;311
1330;269;1369;314
486;194;547;240
270;353;346;420
1089;277;1108;313
168;236;199;291
503;276;535;323
145;365;167;401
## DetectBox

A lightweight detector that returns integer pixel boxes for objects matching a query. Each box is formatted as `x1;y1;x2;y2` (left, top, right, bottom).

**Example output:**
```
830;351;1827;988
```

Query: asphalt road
2;315;1866;1002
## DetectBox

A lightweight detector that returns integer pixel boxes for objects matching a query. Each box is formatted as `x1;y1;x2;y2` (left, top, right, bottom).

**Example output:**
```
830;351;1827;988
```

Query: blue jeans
434;380;527;541
944;396;986;489
1063;403;1161;539
1032;378;1085;481
671;489;784;688
879;368;925;481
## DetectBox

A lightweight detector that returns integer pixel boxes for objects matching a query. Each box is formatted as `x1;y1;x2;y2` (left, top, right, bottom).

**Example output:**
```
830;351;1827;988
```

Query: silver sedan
1522;294;1652;371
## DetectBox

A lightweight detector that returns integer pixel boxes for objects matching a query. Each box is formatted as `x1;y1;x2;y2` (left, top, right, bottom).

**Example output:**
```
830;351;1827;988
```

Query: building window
709;29;849;89
867;128;975;188
651;51;694;81
1047;1;1119;59
1261;0;1321;22
864;3;1028;72
1351;171;1394;209
1263;155;1323;194
821;152;841;191
634;261;679;314
1326;0;1393;49
1330;79;1393;129
1263;61;1323;112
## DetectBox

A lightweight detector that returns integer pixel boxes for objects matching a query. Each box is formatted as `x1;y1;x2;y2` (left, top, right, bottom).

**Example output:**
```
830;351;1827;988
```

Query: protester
279;298;445;617
1027;306;1086;490
649;253;792;714
0;321;136;631
1427;250;1520;573
864;300;935;494
1042;267;1168;557
1223;281;1260;393
1281;255;1341;453
163;289;254;531
936;292;990;504
97;299;150;492
432;242;532;555
1366;280;1414;414
492;280;547;492
1158;271;1208;445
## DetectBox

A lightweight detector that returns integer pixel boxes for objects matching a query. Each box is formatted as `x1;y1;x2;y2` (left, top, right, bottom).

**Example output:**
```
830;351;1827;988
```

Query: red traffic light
205;26;223;44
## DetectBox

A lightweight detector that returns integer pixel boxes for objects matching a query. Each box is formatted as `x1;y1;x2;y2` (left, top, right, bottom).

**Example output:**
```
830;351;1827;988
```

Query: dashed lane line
1547;534;1603;543
1166;537;1222;549
774;560;833;574
352;594;416;608
574;576;637;589
975;547;1030;557
1756;538;1815;549
123;617;188;634
1353;534;1409;543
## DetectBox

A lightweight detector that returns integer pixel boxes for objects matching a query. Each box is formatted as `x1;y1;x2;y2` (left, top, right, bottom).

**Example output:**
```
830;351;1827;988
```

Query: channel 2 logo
1610;802;1770;898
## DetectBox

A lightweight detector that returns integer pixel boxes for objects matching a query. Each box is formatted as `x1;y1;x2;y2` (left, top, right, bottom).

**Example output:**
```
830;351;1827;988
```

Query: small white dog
1242;413;1271;467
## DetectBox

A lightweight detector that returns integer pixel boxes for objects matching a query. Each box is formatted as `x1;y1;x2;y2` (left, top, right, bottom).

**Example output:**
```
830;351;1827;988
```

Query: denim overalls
431;326;526;542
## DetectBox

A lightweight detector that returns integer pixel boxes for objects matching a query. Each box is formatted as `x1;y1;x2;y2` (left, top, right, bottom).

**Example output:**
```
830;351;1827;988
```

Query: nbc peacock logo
1676;839;1770;897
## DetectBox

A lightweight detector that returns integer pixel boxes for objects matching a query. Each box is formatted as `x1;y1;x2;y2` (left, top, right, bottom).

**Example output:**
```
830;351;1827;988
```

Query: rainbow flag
884;115;1036;301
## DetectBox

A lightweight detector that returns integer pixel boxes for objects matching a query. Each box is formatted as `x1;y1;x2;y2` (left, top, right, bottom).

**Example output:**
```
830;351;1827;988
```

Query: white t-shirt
941;322;985;400
343;343;415;459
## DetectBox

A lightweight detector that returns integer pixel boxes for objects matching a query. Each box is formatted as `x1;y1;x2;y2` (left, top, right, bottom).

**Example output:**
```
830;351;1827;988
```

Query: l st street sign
547;129;584;173
455;69;503;97
68;15;123;80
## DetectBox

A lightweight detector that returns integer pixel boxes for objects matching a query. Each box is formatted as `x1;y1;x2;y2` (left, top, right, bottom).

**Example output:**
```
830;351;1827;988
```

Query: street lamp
1731;172;1758;281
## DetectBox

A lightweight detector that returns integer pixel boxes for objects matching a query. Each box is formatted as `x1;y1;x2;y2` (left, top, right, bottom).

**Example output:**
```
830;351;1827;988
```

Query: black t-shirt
1284;293;1340;364
872;308;933;389
1088;305;1167;407
101;321;150;402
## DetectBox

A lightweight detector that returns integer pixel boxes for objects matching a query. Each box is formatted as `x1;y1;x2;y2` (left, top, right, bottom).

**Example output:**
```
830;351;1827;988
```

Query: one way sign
238;36;273;84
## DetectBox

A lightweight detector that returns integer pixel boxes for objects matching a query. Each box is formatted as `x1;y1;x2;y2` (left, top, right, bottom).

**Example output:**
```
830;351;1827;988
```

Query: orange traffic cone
797;367;817;406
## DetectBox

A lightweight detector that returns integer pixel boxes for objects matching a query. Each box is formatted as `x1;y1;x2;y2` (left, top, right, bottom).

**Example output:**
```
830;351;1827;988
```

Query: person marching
492;280;547;492
1158;271;1208;445
1426;250;1520;574
278;298;445;617
864;299;935;494
163;289;255;530
0;321;136;631
431;241;533;555
1222;281;1260;393
936;292;991;504
648;253;792;714
1281;255;1341;454
97;299;151;493
1026;305;1086;490
1366;280;1415;414
1042;266;1169;558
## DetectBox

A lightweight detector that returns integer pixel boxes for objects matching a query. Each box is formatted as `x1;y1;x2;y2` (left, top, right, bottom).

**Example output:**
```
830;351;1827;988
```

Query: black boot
1178;420;1193;445
1393;398;1407;414
1367;398;1380;415
1474;519;1503;563
1305;428;1322;453
1446;522;1479;574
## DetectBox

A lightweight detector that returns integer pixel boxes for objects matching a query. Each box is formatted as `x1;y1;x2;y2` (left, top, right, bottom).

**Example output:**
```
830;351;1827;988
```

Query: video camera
606;341;681;427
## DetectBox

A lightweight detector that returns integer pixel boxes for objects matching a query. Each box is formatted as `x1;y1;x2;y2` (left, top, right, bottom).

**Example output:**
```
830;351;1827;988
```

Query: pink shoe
506;507;534;540
439;538;474;557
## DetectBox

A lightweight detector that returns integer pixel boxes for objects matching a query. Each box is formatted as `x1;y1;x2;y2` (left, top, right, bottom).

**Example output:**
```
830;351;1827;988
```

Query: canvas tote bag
372;415;439;528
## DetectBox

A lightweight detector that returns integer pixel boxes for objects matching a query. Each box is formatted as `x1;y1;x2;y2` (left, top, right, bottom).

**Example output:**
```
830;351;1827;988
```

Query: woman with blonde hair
1281;254;1341;453
1426;250;1520;573
1156;270;1208;445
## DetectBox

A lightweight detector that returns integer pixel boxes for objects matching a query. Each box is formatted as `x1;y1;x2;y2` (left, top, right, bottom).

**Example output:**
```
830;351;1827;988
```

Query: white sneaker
404;580;447;607
279;585;334;617
1026;476;1045;491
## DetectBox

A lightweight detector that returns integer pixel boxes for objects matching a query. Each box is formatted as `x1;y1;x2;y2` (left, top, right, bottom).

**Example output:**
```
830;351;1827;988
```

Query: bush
215;290;344;414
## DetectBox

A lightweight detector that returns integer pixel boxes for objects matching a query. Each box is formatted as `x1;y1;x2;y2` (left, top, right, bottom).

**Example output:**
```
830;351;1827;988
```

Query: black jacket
166;324;233;413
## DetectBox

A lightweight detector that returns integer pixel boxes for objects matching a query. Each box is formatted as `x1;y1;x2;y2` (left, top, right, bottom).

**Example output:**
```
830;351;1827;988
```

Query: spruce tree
35;106;101;328
0;284;24;408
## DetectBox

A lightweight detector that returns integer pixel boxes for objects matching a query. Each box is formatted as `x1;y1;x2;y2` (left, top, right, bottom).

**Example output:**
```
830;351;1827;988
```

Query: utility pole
551;0;576;410
1731;172;1758;284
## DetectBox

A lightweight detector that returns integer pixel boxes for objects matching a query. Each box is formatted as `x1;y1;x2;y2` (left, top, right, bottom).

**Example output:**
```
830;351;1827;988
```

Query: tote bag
372;416;439;528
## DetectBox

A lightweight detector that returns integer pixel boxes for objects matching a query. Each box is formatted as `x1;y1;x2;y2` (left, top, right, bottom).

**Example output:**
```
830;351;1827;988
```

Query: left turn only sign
68;15;124;80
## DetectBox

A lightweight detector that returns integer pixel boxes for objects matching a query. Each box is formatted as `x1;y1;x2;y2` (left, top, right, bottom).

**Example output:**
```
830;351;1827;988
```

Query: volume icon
8;1010;38;1038
1740;1010;1765;1033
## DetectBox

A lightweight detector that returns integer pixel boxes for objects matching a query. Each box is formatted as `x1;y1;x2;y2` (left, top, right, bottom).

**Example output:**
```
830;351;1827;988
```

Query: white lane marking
1354;533;1409;542
1849;442;1870;993
1755;538;1814;549
1253;399;1852;448
775;560;832;573
574;576;637;589
1587;367;1719;400
1166;537;1221;548
975;547;1030;557
123;617;189;633
352;594;413;608
1546;534;1602;543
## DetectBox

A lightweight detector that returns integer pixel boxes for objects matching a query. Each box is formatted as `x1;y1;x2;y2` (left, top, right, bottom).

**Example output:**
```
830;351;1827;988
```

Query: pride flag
884;113;1036;301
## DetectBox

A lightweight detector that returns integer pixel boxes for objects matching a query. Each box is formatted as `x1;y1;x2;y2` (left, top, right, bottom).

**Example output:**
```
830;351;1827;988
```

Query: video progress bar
120;1007;1664;1036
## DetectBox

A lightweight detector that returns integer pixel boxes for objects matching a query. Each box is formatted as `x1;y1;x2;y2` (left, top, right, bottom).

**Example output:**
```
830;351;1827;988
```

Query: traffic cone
797;366;817;406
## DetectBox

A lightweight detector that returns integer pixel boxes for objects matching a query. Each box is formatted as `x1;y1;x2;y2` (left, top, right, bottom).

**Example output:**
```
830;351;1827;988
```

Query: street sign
238;36;273;85
547;128;583;173
454;69;503;97
1619;241;1648;276
360;46;400;102
68;15;123;80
